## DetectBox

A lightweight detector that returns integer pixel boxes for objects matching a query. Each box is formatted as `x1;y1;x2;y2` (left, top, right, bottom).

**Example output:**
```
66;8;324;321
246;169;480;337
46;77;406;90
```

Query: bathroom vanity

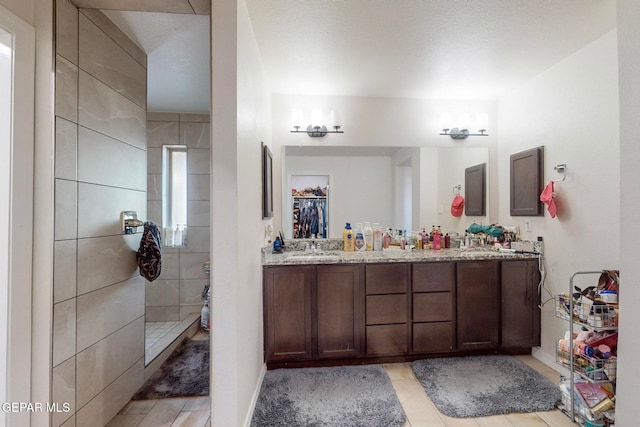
262;248;541;369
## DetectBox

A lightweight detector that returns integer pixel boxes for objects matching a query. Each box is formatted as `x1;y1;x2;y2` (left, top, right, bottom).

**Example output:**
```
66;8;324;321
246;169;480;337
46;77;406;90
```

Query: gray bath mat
132;338;209;400
251;365;406;426
412;355;561;418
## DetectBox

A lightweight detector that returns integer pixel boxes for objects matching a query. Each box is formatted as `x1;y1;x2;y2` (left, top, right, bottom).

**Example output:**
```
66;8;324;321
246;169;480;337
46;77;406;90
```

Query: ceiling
103;0;616;113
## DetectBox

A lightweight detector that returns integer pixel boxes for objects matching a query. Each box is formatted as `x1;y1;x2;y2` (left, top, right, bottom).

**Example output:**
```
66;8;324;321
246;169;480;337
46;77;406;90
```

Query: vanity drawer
413;293;453;322
365;264;408;294
366;294;407;324
413;262;455;292
413;322;454;353
366;324;408;355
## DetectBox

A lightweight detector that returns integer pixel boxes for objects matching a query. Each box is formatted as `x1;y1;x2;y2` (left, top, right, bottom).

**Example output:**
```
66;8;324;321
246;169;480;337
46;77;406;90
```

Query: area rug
132;338;209;400
251;365;406;427
412;355;561;418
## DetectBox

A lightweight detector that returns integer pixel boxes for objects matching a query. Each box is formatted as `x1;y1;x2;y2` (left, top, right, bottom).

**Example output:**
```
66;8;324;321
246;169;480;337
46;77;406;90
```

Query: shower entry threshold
144;313;202;380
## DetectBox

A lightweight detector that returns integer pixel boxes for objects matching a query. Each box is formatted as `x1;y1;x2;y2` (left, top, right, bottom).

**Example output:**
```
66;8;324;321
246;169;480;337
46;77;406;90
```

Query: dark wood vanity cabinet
456;261;500;351
264;257;540;366
501;259;541;349
412;262;456;353
264;266;314;362
263;265;364;363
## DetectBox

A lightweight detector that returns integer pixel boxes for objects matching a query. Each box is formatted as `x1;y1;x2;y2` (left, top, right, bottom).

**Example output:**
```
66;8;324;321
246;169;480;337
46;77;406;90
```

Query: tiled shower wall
146;112;211;322
52;2;147;426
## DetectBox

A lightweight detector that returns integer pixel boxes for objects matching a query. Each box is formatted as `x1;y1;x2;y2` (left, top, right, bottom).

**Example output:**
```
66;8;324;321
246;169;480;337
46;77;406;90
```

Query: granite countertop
262;243;539;266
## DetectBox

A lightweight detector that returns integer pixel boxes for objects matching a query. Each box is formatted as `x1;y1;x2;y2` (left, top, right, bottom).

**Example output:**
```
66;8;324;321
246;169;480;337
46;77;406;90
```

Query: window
162;145;188;247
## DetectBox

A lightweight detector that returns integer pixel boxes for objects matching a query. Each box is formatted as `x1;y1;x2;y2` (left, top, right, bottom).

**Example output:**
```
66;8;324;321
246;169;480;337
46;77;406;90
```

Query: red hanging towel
539;181;557;218
451;194;464;217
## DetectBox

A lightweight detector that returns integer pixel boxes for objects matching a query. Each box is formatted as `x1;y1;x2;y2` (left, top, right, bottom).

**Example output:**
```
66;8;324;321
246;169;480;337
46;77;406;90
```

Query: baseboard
532;346;569;376
243;363;267;427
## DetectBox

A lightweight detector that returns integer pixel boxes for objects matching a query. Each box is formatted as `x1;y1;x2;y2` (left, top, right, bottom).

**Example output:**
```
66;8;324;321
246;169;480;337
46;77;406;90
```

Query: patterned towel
137;221;162;282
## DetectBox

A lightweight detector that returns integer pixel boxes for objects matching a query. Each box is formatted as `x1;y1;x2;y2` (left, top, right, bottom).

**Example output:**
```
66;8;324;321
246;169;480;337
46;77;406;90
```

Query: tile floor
145;314;200;365
108;355;574;427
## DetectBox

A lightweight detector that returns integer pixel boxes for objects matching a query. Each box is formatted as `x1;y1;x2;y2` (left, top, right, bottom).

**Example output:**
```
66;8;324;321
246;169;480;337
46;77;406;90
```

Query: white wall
285;155;393;237
497;30;620;371
616;1;640;424
211;0;271;425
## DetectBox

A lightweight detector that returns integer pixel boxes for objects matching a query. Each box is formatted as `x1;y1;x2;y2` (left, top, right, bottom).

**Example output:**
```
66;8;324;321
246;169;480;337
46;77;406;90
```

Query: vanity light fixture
440;128;489;139
291;125;344;137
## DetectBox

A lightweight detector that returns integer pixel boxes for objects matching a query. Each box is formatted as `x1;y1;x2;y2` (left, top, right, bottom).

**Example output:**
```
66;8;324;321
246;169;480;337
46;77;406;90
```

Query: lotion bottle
343;223;355;251
364;222;373;250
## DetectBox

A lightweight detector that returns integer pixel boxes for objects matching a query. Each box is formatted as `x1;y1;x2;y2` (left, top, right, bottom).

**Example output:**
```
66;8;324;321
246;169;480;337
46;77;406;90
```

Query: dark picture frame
510;146;544;216
262;142;273;219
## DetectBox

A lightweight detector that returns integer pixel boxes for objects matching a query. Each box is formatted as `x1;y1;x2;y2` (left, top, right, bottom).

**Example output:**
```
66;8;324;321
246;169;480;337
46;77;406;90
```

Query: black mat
412;355;561;418
133;338;209;400
251;365;406;427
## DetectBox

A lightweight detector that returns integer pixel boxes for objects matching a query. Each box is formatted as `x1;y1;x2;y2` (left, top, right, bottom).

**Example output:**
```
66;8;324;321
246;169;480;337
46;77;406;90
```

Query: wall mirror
282;145;490;239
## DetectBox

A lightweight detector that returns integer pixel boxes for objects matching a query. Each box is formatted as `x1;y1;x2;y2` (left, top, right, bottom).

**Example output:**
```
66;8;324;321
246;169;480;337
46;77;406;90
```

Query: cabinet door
456;261;500;350
317;265;364;359
501;260;541;348
264;266;314;362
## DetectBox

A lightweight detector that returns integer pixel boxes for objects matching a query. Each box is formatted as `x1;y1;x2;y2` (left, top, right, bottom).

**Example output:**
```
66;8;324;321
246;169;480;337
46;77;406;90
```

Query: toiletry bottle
354;223;366;251
433;229;441;251
343;223;355;251
364;222;373;250
373;223;383;251
421;228;428;250
383;229;392;249
444;233;450;249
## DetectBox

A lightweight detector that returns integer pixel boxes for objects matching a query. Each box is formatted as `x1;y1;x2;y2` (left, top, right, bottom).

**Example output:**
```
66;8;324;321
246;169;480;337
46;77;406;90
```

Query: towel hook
552;164;566;182
453;184;462;195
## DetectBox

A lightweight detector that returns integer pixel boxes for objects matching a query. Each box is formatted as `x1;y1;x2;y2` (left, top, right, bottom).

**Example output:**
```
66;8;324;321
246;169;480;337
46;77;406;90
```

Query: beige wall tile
145;306;180;322
188;0;210;15
52;356;76;427
76;317;144;408
56;0;79;64
180;279;207;305
54;240;77;304
80;9;146;68
53;299;76;367
146;279;180;307
187;148;210;174
180;304;202;320
147;121;179;147
180;122;210;148
146;148;162;174
77;183;146;238
187;175;210;201
78;71;146;149
147;174;162;201
78;126;146;191
146;200;162;226
79;14;146;108
75;358;144;427
76;277;145;352
187;201;210;227
179;113;210;123
147;112;179;122
76;234;139;295
55;179;78;241
160;253;180;280
56;55;79;123
181;226;209;253
180;252;209;279
55;117;78;180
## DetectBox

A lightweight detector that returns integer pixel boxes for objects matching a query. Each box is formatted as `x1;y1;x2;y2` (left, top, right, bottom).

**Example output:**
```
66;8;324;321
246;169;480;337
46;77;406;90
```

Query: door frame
0;4;35;420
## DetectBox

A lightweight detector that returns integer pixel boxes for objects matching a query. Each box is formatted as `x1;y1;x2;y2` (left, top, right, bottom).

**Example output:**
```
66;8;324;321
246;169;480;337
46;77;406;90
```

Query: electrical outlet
524;219;532;232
